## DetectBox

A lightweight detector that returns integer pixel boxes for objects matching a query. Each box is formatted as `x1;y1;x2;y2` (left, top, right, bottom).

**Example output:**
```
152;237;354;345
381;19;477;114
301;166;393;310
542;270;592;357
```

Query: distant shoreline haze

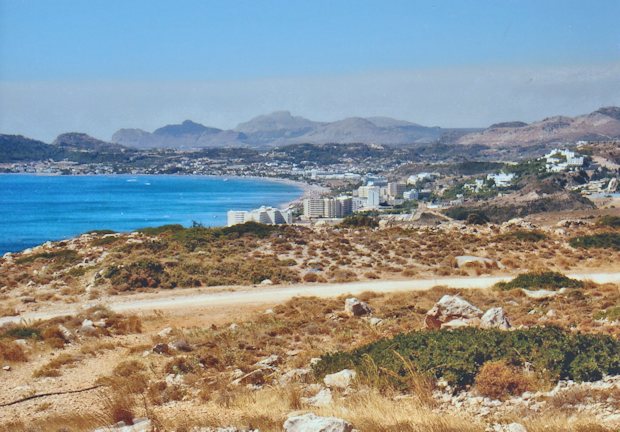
0;174;303;254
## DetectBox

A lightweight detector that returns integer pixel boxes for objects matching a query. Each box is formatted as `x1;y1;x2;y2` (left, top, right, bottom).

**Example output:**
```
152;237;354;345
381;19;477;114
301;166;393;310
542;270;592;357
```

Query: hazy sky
1;0;619;141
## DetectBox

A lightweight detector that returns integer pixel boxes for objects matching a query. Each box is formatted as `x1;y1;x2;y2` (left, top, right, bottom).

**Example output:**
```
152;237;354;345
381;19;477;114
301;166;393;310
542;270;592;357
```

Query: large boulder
323;369;356;389
480;307;511;330
425;295;483;329
302;388;333;407
344;298;372;316
284;413;354;432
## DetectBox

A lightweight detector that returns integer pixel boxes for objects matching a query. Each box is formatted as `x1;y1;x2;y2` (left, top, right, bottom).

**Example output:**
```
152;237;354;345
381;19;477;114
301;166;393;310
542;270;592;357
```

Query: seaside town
226;144;619;227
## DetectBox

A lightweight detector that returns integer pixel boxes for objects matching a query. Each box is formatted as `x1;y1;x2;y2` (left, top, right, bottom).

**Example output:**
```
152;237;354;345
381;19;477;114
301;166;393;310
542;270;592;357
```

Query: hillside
458;107;620;147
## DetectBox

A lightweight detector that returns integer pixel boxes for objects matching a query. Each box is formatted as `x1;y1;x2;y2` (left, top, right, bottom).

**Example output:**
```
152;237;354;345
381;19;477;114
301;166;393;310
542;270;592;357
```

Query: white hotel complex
227;206;293;227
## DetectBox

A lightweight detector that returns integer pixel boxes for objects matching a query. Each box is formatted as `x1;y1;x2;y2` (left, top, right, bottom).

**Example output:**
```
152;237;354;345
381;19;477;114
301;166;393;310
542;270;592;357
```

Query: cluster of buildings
543;149;585;172
227;206;292;227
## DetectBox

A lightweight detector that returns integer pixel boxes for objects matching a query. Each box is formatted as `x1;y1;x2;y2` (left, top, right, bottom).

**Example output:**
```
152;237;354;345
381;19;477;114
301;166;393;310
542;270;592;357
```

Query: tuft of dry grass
0;339;28;362
475;360;536;400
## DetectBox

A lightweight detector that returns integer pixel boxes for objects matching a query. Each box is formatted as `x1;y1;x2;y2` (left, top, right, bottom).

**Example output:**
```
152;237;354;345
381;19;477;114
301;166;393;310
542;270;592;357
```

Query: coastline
0;174;327;255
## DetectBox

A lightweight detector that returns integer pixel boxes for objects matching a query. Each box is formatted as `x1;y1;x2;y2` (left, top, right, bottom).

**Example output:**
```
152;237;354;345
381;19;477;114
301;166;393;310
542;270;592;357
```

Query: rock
254;354;280;369
229;323;239;332
170;339;192;352
480;307;511;330
367;317;383;326
284;413;354;432
157;327;173;338
58;324;74;341
521;289;558;299
455;255;500;268
14;339;28;347
425;295;483;329
260;279;273;285
81;319;96;334
21;296;36;304
3;365;10;371
232;369;268;386
491;423;528;432
309;358;321;366
441;318;479;329
93;319;107;328
344;298;372;316
302;388;333;407
546;309;557;318
152;343;171;355
279;368;311;385
93;418;152;432
323;369;356;389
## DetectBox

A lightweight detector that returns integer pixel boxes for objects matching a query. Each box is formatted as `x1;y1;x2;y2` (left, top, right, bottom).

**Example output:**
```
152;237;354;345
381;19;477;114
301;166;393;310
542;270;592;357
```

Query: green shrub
594;306;620;321
105;260;170;291
569;233;620;251
341;215;379;228
500;230;547;242
313;327;620;389
2;326;41;340
495;271;583;291
15;249;81;267
597;215;620;228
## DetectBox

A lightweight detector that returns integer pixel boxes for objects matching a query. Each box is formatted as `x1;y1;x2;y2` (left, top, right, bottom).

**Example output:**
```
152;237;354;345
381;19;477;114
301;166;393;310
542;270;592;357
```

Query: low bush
341;215;379;228
313;327;620;389
0;340;28;362
597;215;620;228
594;306;620;321
15;249;81;267
569;233;620;251
474;360;535;399
499;230;547;242
495;271;584;291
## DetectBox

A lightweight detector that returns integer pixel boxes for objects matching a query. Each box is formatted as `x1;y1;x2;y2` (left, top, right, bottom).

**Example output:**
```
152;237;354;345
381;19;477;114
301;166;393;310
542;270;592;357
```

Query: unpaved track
2;272;619;325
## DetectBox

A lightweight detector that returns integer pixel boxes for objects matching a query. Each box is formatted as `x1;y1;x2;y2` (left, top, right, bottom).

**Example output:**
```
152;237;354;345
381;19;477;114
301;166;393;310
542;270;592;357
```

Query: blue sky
0;0;619;140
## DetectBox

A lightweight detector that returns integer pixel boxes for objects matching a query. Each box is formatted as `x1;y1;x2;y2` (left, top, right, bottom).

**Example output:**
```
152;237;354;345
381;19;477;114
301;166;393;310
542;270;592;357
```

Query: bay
0;174;302;254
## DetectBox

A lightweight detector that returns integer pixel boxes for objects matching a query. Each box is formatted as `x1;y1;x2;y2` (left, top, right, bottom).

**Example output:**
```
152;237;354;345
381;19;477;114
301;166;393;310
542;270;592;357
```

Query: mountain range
111;111;456;149
110;108;620;150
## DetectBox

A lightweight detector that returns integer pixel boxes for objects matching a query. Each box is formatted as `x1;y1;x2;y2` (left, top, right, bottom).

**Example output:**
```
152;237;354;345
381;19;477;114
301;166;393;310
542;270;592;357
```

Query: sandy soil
3;271;619;325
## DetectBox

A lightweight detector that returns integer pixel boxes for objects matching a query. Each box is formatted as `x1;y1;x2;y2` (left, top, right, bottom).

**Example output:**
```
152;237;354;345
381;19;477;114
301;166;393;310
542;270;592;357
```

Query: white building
303;197;354;219
544;149;585;172
227;206;292;227
366;187;381;209
403;189;419;200
486;172;515;187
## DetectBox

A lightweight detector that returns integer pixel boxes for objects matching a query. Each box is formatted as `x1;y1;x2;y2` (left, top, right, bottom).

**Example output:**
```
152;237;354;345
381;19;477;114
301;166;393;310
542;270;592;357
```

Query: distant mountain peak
154;120;220;137
594;106;620;121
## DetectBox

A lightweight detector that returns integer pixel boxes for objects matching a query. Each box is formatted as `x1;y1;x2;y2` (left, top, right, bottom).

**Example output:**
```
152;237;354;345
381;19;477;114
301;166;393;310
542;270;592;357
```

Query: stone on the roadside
344;298;372;316
323;369;356;389
480;307;511;330
260;279;273;285
3;365;10;371
425;295;483;329
284;413;354;432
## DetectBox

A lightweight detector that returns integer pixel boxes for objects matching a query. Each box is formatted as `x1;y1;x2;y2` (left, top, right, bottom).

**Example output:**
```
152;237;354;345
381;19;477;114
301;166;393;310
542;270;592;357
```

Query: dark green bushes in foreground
341;214;379;228
313;327;620;389
569;232;620;251
495;271;583;291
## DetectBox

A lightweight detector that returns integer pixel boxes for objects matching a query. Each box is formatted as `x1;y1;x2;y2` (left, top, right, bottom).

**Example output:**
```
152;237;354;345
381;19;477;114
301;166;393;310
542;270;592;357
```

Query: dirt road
2;271;619;325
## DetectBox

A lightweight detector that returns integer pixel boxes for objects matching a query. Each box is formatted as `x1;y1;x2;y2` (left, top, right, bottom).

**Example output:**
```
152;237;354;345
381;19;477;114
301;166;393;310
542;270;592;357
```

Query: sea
0;174;302;254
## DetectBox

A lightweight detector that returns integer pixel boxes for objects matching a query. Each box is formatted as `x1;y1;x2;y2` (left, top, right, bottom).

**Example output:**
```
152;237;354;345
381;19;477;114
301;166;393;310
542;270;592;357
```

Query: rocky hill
111;111;452;149
458;107;620;147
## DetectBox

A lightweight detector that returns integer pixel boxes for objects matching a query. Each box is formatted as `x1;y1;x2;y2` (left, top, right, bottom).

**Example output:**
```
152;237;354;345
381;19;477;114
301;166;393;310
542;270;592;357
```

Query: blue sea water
0;174;302;254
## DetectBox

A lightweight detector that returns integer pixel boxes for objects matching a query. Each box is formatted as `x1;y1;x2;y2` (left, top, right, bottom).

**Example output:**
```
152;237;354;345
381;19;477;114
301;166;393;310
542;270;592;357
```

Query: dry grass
0;340;27;362
474;360;536;399
32;353;80;377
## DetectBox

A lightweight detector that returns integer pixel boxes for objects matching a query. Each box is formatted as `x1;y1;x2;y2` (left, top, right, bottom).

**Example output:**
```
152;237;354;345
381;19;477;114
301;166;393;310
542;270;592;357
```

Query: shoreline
0;174;328;255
